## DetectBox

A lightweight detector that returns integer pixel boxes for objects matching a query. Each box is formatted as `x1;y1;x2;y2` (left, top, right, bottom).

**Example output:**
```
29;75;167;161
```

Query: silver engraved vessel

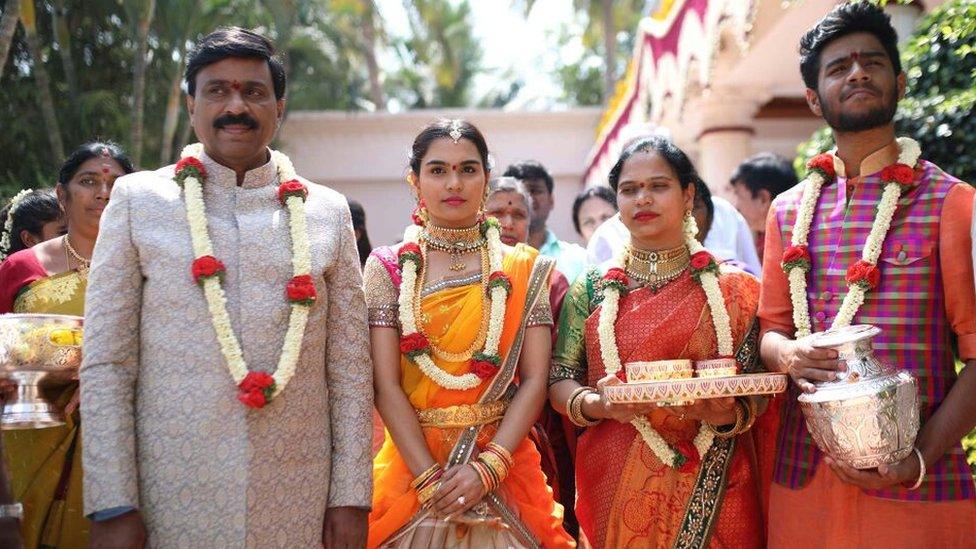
798;324;920;469
0;314;83;429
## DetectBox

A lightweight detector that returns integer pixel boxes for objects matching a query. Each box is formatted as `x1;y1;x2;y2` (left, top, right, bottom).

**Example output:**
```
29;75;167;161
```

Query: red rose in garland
601;267;630;294
398;242;423;268
399;332;430;358
674;440;702;473
846;260;881;290
806;153;835;180
286;274;317;305
277;180;308;205
191;255;226;285
470;352;501;380
237;371;276;409
238;389;267;409
880;163;915;186
239;371;275;393
487;271;512;295
782;245;812;272
689;251;719;282
175;157;207;184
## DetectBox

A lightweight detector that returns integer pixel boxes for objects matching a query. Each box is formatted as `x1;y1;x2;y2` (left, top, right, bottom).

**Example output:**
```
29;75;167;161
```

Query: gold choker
624;244;689;291
420;224;485;272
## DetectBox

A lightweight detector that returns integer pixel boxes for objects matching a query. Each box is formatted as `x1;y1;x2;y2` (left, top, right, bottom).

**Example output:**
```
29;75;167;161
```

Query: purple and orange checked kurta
759;143;976;503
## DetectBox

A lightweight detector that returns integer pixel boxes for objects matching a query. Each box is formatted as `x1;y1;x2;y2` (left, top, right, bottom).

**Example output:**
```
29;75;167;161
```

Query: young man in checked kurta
758;3;976;547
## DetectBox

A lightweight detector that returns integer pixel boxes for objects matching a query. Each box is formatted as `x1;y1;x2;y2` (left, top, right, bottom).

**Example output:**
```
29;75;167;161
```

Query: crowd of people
0;2;973;548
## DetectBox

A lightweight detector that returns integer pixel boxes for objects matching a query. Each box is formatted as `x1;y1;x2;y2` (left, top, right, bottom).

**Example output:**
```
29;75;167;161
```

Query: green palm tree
19;0;63;161
0;0;21;73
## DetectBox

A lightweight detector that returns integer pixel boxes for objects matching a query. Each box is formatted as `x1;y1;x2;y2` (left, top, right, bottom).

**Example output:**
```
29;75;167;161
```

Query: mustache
213;113;259;130
841;83;881;100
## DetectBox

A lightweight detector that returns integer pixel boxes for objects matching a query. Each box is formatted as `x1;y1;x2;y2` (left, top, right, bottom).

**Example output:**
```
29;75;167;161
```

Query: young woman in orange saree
550;136;768;549
365;120;573;548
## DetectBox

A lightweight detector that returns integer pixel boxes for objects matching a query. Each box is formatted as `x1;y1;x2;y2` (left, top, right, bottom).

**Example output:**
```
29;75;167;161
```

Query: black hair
347;199;372;268
799;1;902;91
571;186;617;236
185;27;287;100
0;189;62;258
694;178;714;225
57;141;134;188
607;135;704;193
730;152;799;200
503;160;554;194
407;119;491;175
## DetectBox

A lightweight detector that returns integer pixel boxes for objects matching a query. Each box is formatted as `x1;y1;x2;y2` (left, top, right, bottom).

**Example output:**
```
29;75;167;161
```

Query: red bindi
849;51;860;61
452;164;459;172
102;168;110;174
231;81;242;90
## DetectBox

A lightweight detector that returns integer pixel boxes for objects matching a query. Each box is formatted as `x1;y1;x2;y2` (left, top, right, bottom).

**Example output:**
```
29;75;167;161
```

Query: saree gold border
673;319;761;548
673;437;735;549
383;255;554;549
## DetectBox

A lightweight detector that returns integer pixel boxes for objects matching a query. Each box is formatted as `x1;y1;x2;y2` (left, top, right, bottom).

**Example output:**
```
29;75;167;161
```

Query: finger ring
457;496;465;506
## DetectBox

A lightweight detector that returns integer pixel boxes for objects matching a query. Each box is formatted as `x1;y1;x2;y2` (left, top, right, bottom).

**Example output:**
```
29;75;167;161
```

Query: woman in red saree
365;120;573;548
549;136;768;548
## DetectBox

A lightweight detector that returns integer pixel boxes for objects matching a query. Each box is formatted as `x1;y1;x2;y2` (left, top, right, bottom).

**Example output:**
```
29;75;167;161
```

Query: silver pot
798;325;920;469
0;314;83;429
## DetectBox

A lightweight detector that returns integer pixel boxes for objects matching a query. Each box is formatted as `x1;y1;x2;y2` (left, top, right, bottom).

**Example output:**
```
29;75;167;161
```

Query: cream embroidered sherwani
80;151;373;547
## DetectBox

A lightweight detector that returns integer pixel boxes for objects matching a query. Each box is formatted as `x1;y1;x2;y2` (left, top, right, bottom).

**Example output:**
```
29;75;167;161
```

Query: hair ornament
449;119;463;144
1;188;35;260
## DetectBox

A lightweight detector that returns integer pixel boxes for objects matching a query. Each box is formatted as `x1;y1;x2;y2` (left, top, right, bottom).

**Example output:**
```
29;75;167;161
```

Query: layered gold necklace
420;223;486;272
623;243;689;292
62;234;91;278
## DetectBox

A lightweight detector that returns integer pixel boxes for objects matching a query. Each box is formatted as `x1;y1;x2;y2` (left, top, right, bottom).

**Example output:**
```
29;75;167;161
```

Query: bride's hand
591;375;656;423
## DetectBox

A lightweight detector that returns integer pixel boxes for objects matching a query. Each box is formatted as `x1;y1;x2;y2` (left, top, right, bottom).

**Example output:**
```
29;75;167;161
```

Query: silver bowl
0;314;83;429
798;325;920;469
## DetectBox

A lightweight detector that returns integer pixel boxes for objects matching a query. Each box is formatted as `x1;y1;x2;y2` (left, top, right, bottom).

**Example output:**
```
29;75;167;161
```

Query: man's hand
824;453;921;491
323;506;368;549
89;510;146;549
777;337;845;393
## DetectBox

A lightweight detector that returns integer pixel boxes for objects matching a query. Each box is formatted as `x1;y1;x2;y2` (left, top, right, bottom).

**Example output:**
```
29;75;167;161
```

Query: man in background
728;152;798;263
504;160;587;283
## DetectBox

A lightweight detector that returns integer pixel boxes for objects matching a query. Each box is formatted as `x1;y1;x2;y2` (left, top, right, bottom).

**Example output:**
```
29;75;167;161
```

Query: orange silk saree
368;244;573;549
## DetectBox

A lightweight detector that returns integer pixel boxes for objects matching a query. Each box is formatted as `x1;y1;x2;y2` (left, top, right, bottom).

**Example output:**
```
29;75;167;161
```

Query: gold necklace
624;243;689;292
63;235;91;277
421;223;485;272
414;241;490;362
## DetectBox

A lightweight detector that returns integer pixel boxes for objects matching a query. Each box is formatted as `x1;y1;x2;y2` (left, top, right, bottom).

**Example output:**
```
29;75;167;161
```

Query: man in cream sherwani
81;27;372;547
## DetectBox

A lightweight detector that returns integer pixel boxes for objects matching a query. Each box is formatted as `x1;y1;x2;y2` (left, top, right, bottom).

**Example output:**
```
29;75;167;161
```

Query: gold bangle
416;480;440;505
478;452;510;485
485;442;514;468
470;461;494;492
410;463;442;489
567;386;599;427
706;400;746;439
738;397;758;433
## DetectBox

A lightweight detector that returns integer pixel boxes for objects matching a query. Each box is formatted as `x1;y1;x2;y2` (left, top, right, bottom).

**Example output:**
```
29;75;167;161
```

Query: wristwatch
0;503;22;519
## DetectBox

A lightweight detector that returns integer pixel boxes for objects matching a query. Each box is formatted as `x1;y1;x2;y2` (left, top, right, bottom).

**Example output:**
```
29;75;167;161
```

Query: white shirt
586;196;762;275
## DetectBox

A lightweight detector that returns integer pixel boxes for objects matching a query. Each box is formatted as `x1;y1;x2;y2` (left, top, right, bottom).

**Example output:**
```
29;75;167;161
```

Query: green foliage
794;0;976;184
385;0;482;109
553;1;645;106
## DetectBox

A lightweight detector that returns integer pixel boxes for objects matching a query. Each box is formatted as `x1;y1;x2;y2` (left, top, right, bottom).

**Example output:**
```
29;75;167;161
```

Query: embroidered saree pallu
367;243;573;549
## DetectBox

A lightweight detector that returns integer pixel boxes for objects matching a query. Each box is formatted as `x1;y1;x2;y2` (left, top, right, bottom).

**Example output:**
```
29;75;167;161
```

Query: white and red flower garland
782;137;921;338
596;215;734;470
175;143;315;409
397;216;510;390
